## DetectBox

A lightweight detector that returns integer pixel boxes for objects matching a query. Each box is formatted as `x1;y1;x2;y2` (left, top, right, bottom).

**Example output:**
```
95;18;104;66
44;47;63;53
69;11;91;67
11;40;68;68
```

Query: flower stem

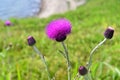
84;74;89;80
74;73;89;80
87;72;92;80
74;73;79;80
33;45;51;80
87;38;107;70
61;42;71;80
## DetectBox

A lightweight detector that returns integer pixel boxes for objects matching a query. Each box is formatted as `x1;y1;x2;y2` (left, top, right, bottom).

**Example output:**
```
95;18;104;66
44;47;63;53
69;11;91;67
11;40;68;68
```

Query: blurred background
0;0;85;20
0;0;120;80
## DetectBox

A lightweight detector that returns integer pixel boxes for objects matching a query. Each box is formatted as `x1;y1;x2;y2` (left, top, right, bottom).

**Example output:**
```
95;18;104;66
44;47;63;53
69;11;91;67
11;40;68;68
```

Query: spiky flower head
46;18;72;42
104;27;114;39
78;66;88;76
27;36;36;46
5;20;12;26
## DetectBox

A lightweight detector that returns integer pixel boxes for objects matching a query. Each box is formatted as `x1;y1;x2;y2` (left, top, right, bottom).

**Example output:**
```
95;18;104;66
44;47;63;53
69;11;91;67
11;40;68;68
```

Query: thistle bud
5;20;12;26
27;36;36;46
104;27;114;39
55;34;66;42
78;66;88;76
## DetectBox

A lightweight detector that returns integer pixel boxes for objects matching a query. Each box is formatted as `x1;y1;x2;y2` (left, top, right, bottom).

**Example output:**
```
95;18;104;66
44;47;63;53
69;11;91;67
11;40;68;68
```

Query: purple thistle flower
46;18;72;42
78;66;88;76
104;27;114;39
5;20;12;26
27;36;36;46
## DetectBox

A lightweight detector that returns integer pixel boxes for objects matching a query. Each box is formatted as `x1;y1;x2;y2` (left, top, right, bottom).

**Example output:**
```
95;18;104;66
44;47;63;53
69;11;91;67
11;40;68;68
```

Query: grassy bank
0;0;120;80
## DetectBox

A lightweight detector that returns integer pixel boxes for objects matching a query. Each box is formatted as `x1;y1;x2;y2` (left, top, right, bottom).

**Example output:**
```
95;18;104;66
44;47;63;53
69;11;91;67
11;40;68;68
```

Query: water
0;0;41;20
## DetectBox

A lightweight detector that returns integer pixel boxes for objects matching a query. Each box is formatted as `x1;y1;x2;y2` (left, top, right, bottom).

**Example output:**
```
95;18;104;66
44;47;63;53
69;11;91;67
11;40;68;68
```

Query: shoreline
38;0;86;18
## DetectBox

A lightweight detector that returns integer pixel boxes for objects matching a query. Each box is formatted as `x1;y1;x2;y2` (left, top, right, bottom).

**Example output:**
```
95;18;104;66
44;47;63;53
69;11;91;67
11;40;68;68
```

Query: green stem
87;72;93;80
73;73;79;80
87;38;107;70
61;42;71;80
33;45;51;80
84;74;89;80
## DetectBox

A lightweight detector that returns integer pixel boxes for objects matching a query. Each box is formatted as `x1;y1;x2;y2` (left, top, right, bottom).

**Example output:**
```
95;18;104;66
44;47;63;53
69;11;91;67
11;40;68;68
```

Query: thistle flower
46;18;72;42
5;20;12;26
78;66;88;76
27;36;36;46
104;27;114;39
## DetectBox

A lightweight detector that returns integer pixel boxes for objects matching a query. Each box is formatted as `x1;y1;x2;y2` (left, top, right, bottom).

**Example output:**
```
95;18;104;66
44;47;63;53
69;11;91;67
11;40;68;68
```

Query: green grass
0;0;120;80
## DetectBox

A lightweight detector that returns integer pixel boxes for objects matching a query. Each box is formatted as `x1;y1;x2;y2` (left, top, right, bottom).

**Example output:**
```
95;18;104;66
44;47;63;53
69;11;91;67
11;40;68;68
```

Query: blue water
0;0;41;20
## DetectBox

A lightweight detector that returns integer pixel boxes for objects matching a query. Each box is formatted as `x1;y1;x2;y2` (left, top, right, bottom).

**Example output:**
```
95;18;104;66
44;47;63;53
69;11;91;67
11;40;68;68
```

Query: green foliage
0;0;120;80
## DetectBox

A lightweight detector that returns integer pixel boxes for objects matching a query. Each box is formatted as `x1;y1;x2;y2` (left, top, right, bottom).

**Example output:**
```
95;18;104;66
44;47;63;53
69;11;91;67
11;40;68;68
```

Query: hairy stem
87;38;107;70
61;42;71;80
84;74;89;80
33;45;51;80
